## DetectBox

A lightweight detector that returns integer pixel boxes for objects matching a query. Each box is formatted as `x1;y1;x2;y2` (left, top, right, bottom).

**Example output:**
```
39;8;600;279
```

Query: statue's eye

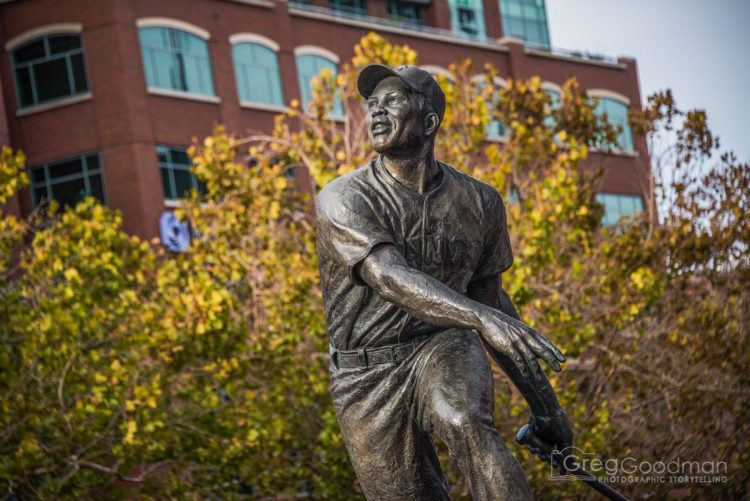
388;94;404;105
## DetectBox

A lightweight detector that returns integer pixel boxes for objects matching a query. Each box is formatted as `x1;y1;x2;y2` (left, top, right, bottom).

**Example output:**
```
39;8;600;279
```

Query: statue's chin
371;138;420;157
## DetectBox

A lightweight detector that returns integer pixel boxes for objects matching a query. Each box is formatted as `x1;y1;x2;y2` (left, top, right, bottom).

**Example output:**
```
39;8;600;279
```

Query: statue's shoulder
316;162;376;212
438;161;503;205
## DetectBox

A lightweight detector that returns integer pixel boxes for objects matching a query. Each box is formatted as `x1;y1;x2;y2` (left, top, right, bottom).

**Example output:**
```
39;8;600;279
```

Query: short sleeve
315;179;395;286
471;189;514;281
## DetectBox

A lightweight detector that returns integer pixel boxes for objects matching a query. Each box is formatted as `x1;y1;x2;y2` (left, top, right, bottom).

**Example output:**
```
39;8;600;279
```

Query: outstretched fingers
517;326;565;372
509;331;544;380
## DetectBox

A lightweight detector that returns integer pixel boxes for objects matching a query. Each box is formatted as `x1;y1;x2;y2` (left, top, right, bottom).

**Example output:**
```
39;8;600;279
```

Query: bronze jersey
316;157;513;350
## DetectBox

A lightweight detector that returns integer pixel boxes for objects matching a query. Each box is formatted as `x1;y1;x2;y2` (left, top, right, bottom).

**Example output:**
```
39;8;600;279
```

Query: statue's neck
381;149;440;195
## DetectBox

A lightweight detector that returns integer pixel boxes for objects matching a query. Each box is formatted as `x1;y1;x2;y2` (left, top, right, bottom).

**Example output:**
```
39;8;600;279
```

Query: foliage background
1;33;748;499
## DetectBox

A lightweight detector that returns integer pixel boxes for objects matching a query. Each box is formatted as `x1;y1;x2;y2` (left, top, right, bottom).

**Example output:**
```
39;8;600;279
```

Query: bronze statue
315;64;573;500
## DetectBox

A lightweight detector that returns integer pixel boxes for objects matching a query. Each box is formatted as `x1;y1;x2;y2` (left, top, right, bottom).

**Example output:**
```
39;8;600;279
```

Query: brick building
0;0;650;238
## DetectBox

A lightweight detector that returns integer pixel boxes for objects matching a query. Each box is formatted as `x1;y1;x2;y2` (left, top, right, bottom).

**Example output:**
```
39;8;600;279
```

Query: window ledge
590;147;639;158
239;101;288;113
485;134;508;144
164;199;209;208
225;0;275;7
15;92;93;117
147;87;220;104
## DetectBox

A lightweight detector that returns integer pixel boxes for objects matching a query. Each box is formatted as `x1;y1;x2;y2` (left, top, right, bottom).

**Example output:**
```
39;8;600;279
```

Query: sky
545;0;750;164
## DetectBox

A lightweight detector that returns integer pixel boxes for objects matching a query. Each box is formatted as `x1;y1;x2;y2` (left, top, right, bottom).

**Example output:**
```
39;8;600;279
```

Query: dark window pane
48;35;81;55
161;168;174;199
33;58;72;101
173;169;193;198
13;39;45;63
197;179;208;196
14;66;34;107
86;154;100;171
88;174;105;202
170;149;190;166
30;167;46;184
157;147;169;163
52;177;87;207
71;53;88;92
32;186;49;206
169;53;187;91
48;158;83;179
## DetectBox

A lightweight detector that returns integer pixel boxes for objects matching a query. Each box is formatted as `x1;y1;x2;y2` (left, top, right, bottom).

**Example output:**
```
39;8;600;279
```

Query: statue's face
366;76;426;156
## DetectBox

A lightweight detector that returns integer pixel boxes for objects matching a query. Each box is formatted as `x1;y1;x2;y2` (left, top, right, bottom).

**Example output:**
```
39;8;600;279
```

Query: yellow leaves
246;428;260;446
63;268;79;282
629;267;655;291
39;315;53;333
0;145;28;204
123;420;137;444
269;201;281;219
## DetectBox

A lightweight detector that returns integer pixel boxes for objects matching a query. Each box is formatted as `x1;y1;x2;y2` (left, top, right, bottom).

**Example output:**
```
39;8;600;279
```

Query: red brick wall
0;0;651;238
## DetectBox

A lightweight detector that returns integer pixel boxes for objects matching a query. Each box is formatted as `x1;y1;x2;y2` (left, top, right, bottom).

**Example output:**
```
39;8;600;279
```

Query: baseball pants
329;328;533;500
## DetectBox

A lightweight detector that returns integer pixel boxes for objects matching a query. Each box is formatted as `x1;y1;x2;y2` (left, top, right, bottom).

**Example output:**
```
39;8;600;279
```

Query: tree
1;32;747;500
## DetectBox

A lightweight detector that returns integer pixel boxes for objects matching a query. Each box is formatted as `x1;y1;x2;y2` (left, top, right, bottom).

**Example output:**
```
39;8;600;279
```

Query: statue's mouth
371;122;391;135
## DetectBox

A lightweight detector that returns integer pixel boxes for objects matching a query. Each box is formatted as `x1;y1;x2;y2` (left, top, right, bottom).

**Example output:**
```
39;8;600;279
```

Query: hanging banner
159;211;190;252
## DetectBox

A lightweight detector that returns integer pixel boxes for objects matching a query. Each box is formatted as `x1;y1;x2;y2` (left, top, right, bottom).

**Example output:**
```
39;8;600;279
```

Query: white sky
545;0;750;164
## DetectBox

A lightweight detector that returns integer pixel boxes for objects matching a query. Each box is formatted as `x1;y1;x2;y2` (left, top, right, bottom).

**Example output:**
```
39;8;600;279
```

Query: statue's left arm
468;274;573;450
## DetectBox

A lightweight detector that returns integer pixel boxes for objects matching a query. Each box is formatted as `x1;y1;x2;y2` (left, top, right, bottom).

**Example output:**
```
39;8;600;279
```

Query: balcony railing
288;1;498;46
288;1;620;66
529;45;620;65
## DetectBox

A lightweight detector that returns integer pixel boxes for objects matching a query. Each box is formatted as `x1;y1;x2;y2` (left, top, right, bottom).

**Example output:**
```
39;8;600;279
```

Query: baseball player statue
315;64;573;500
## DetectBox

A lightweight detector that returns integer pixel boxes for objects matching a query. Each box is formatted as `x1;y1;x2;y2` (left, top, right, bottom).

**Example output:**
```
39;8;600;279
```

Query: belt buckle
357;348;368;367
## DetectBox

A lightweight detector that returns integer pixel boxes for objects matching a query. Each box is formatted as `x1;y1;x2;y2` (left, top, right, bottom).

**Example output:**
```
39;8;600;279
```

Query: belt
331;335;433;369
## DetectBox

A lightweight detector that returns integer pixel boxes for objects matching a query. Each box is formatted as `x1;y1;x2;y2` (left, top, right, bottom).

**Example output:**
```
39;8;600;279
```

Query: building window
596;193;643;226
30;153;105;207
544;87;560;128
295;53;343;116
487;118;507;139
449;0;485;37
595;97;634;152
157;146;207;201
330;0;367;15
475;77;507;140
232;42;283;107
387;0;424;24
499;0;551;49
138;27;215;96
11;34;89;108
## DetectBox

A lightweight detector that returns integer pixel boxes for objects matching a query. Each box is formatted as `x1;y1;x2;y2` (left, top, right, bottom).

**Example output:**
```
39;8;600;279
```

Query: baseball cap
357;64;446;123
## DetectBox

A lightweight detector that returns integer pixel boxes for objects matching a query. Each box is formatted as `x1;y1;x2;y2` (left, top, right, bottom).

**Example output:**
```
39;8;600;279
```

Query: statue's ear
424;112;440;137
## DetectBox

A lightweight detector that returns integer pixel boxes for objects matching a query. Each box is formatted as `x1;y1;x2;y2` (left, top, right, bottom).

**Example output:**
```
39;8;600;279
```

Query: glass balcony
288;0;496;44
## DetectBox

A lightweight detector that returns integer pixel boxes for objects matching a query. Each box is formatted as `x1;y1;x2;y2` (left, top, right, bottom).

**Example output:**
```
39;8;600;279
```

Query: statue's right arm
357;243;565;378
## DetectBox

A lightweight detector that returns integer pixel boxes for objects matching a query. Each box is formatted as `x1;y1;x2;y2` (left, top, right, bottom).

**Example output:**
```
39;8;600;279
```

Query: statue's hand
478;310;565;379
528;410;574;461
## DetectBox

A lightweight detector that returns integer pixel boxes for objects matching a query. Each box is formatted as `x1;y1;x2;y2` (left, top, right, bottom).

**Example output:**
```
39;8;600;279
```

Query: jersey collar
374;155;447;197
